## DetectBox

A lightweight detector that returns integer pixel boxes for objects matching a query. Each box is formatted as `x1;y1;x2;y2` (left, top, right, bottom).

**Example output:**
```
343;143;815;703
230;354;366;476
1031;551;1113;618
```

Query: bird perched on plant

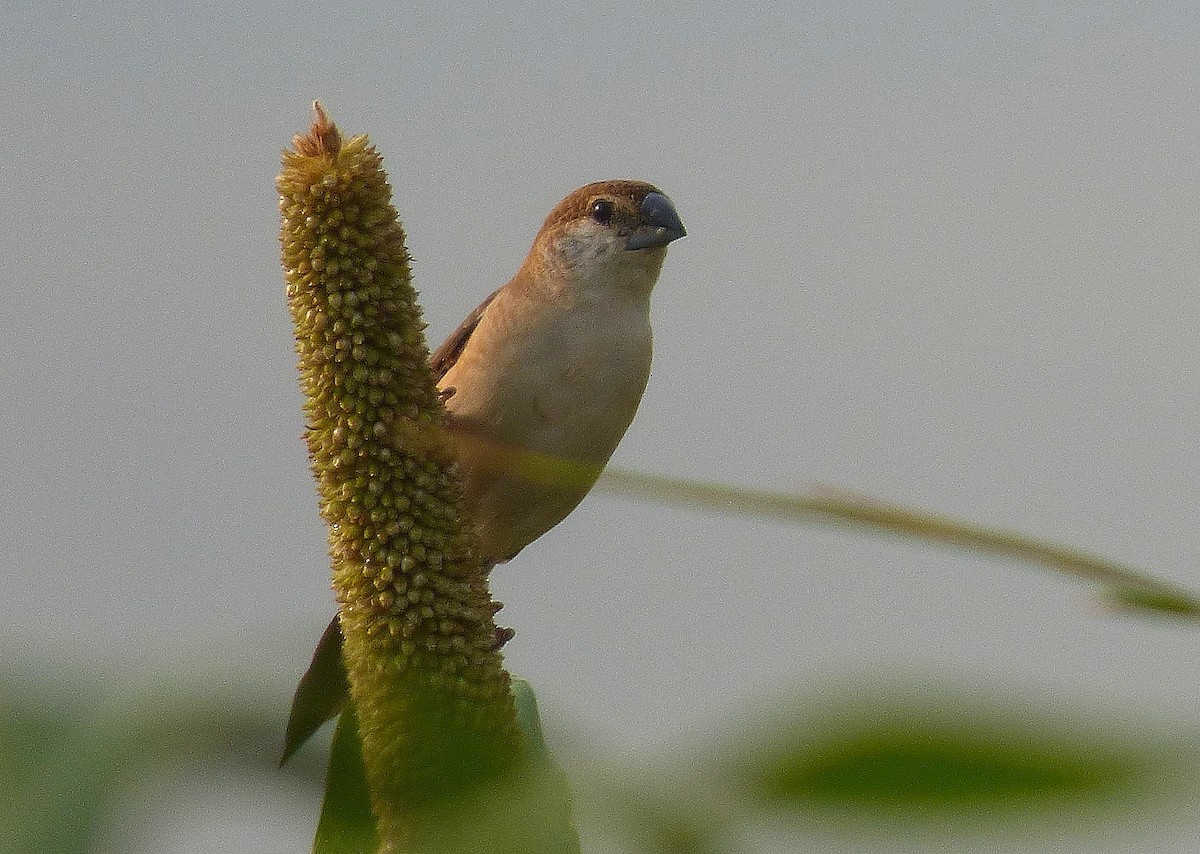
434;180;685;563
284;180;685;761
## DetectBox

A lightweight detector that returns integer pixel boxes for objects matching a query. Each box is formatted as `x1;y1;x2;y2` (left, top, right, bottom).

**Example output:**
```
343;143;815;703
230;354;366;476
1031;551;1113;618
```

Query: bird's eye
589;199;614;224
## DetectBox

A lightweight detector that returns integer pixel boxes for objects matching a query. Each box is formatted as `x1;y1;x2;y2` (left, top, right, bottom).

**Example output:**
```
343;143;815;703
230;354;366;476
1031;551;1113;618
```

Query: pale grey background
5;2;1200;851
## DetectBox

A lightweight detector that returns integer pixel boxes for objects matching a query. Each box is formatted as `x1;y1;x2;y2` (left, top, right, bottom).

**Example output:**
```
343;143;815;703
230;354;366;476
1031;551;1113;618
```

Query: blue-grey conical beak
626;191;686;250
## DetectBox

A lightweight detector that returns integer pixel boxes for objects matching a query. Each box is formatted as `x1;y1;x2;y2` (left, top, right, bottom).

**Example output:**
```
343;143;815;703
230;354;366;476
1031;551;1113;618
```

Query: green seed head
279;104;523;842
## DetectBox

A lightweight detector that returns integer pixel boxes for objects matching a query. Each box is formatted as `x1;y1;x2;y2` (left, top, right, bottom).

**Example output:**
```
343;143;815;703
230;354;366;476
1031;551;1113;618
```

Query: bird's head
525;180;686;300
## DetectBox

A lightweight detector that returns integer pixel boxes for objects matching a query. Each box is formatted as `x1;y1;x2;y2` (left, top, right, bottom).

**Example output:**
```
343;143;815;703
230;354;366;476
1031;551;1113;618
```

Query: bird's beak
626;192;686;250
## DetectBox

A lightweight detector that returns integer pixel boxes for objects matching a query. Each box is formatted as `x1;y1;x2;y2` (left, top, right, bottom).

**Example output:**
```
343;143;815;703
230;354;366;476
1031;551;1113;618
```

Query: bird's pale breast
437;287;652;562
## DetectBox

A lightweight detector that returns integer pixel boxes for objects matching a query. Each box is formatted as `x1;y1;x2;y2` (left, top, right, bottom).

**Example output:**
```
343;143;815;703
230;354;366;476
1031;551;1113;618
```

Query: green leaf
512;678;547;757
309;683;580;854
1;687;117;854
760;732;1123;805
1;670;323;853
313;703;378;854
1106;587;1200;617
729;686;1179;819
598;469;1200;619
283;616;350;765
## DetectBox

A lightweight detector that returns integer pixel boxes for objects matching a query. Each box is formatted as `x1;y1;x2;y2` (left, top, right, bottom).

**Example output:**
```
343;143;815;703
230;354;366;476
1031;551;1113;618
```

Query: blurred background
5;2;1200;851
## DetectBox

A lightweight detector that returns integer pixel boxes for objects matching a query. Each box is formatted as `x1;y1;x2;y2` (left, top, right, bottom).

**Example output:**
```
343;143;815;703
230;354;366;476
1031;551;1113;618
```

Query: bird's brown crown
538;180;663;233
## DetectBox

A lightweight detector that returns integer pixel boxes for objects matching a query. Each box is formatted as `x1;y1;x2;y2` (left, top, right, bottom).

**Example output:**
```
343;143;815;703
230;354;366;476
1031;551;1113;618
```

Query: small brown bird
284;181;685;759
437;179;686;563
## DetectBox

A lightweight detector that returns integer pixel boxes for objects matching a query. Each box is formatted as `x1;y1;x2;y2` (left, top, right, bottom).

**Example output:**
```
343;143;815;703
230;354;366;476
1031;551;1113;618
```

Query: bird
282;180;686;761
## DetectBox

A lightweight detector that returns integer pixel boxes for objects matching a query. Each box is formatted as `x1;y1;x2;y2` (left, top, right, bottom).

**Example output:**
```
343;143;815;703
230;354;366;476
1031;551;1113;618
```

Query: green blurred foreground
4;662;1195;854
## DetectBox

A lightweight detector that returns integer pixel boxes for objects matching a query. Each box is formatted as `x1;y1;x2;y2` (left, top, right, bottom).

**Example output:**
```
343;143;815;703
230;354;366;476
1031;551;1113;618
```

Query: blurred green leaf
284;616;349;765
0;699;74;803
309;679;575;853
759;729;1127;805
3;665;1197;852
599;469;1200;619
1;686;109;854
727;684;1182;820
0;670;325;854
1106;587;1200;617
314;703;378;854
513;678;547;758
580;773;726;854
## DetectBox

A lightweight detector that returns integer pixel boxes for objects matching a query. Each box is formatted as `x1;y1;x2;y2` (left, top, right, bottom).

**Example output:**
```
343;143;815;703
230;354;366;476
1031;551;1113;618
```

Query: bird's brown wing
430;288;501;381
